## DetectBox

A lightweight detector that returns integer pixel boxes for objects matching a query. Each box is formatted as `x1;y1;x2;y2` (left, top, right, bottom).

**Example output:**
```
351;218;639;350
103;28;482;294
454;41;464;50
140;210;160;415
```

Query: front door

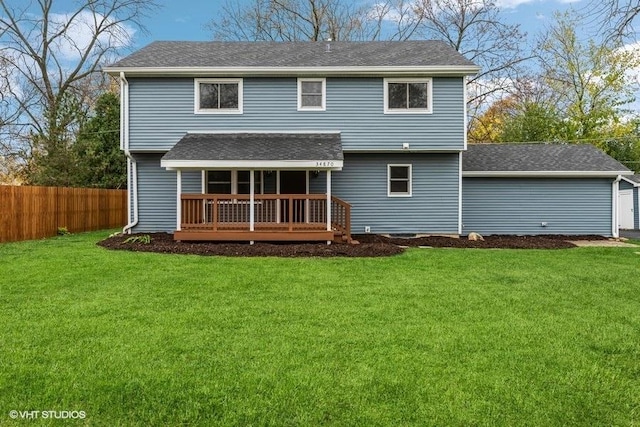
280;171;307;222
619;190;634;230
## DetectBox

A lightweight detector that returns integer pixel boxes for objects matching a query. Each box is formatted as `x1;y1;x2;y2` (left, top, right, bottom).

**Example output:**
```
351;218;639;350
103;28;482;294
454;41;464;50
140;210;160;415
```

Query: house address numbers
315;161;335;167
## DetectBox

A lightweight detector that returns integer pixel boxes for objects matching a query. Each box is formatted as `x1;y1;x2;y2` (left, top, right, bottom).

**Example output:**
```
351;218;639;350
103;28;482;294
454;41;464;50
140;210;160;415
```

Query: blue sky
94;0;586;49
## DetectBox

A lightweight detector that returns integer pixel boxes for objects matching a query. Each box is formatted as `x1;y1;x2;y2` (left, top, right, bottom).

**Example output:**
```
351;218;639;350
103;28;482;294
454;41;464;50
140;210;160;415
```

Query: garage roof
463;143;632;177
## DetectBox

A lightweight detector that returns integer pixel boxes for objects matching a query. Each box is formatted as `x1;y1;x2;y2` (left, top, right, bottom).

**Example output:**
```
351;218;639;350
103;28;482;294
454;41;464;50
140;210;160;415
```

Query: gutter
612;175;622;238
120;71;139;234
103;65;481;78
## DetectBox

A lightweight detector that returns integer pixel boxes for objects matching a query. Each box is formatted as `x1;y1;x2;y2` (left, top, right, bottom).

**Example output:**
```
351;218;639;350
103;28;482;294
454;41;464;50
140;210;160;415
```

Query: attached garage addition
462;144;633;237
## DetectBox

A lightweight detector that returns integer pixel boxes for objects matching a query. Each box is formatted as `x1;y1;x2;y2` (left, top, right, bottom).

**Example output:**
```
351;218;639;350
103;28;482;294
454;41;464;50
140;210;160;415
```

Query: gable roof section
463;143;632;177
161;132;343;170
104;41;479;76
621;175;640;186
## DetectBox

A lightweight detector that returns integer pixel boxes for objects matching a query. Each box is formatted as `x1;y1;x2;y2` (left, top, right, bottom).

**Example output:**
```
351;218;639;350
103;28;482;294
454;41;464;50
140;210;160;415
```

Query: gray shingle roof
162;133;343;162
107;40;477;69
463;143;631;173
626;174;640;183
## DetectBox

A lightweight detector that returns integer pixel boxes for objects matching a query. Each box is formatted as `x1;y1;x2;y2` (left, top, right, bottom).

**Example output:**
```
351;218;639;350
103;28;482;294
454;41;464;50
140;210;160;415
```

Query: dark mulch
97;232;609;257
353;234;607;250
97;233;404;257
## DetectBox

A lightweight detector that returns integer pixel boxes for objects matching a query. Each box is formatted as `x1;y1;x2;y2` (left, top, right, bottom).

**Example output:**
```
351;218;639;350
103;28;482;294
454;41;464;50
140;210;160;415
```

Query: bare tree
0;0;158;185
207;0;374;41
586;0;640;44
413;0;530;127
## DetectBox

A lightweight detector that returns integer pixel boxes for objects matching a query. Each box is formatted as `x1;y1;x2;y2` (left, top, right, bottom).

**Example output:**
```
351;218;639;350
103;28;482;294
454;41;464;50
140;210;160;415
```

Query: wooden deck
175;194;351;243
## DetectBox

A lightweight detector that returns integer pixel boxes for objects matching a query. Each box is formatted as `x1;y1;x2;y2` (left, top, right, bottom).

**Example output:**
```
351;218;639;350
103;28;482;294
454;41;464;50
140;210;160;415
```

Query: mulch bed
97;232;609;257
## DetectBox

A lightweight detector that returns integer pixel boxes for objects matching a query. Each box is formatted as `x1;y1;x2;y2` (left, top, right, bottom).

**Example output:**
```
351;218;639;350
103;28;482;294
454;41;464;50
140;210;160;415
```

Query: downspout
120;71;139;234
612;175;622;238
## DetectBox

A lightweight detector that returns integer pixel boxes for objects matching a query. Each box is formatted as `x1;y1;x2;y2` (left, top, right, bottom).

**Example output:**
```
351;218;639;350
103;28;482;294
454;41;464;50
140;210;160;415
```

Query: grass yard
1;231;639;426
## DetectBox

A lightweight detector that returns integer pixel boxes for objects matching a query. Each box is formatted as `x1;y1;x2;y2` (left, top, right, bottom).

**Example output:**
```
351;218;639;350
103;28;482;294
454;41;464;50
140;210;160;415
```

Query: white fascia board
186;130;341;135
103;65;481;77
462;170;634;178
161;159;344;170
343;148;463;154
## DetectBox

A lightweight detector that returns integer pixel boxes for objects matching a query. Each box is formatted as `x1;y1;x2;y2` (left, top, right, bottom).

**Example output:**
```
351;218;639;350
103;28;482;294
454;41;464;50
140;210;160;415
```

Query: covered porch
161;132;351;243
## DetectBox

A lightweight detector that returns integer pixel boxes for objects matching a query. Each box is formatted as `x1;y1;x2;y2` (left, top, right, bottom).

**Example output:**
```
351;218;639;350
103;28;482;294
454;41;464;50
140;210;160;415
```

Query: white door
619;190;634;229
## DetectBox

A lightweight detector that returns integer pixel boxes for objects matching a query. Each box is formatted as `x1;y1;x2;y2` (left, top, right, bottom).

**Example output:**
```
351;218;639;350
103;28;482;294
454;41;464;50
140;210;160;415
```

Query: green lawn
1;232;639;426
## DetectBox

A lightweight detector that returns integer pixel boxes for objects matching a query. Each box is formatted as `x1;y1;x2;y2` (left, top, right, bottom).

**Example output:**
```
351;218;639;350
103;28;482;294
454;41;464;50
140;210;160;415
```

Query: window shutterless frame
387;164;412;197
383;78;432;114
297;78;326;111
194;78;243;114
206;170;263;194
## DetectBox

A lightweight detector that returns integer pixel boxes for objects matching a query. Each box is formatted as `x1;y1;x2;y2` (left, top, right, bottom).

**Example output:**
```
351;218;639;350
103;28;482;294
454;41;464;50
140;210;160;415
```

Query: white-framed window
206;170;263;194
383;78;432;114
297;78;326;111
194;78;243;114
387;164;412;197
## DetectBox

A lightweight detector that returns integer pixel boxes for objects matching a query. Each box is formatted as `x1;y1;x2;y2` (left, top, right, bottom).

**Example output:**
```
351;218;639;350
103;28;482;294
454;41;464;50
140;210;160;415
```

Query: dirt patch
97;233;612;257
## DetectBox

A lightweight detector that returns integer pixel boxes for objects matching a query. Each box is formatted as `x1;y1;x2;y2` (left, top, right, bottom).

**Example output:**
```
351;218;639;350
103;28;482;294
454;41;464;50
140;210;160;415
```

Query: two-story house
104;41;632;241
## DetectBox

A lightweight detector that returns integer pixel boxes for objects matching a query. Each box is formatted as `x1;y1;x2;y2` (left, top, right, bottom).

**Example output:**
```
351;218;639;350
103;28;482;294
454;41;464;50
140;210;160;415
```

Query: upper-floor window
297;78;326;111
384;78;432;114
195;78;243;114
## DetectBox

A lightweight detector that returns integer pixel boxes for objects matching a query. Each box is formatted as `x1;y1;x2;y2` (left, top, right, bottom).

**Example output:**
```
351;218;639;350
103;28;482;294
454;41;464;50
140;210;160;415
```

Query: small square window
298;78;326;111
207;171;232;194
388;165;412;197
195;79;242;114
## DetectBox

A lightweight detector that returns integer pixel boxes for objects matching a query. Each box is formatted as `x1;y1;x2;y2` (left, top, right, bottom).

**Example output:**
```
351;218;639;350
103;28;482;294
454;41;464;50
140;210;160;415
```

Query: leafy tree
499;102;563;143
537;12;640;141
73;92;125;189
468;97;516;143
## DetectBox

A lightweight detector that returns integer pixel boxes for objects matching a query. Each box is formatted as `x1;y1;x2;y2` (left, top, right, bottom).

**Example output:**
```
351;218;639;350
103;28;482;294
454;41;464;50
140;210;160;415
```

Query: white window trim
387;164;412;197
194;78;243;115
205;170;263;194
297;78;326;111
383;78;432;115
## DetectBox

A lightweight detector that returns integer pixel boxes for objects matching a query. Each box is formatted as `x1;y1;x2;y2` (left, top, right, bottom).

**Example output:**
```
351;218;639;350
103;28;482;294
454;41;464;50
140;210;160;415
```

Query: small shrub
57;227;70;236
123;235;151;245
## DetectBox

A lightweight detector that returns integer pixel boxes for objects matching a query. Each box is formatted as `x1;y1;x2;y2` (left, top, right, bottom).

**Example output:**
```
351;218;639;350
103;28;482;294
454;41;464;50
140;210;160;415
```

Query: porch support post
276;170;281;223
326;170;332;232
250;169;255;232
176;170;182;231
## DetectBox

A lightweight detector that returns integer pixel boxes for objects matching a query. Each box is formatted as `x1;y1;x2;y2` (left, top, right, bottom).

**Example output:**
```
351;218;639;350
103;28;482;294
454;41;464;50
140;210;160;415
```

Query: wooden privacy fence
0;186;128;243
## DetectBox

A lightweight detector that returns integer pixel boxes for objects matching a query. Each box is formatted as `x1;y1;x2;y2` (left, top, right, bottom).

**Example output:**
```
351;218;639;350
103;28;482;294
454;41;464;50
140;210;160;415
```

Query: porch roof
161;132;344;170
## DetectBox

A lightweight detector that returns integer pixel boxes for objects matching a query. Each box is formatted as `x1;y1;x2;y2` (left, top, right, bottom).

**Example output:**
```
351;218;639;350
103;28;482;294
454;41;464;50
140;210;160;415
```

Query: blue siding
128;77;465;152
462;178;613;236
331;153;460;234
133;154;177;233
131;153;460;234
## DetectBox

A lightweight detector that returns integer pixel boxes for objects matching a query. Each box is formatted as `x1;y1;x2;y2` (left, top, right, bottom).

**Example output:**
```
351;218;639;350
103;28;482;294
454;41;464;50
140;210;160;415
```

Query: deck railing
180;194;351;240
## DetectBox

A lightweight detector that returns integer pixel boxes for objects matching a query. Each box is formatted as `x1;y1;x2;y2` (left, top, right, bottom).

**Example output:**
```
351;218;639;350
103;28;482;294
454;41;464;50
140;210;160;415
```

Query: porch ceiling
161;132;343;170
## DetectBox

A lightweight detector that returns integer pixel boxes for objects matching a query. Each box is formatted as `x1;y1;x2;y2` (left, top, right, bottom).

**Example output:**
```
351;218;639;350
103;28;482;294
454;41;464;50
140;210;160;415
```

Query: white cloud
48;11;136;61
495;0;536;9
496;0;582;9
